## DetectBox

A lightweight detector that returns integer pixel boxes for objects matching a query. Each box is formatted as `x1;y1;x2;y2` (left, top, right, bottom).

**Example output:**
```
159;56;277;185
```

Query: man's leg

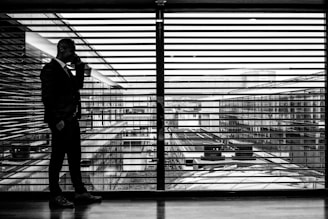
49;125;66;197
66;119;87;194
48;124;74;209
67;119;102;203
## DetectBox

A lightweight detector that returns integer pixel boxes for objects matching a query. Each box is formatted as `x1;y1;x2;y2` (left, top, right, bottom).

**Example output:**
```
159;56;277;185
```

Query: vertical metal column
156;1;165;190
325;7;328;191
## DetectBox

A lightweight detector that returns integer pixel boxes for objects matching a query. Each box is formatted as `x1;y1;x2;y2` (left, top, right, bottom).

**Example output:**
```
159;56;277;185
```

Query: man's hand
72;54;83;66
56;120;65;131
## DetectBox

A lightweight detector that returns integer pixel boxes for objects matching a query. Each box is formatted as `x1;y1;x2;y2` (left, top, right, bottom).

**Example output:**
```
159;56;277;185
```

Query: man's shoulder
41;59;61;76
42;59;58;69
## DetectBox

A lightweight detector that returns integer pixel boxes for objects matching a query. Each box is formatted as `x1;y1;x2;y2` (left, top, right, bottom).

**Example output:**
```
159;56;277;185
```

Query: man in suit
41;38;101;209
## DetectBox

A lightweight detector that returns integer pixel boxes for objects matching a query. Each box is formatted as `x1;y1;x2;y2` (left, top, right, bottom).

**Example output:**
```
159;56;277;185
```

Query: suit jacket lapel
65;66;74;78
51;59;72;79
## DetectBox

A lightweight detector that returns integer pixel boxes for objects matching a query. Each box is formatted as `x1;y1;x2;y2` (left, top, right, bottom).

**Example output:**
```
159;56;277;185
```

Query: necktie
64;65;72;78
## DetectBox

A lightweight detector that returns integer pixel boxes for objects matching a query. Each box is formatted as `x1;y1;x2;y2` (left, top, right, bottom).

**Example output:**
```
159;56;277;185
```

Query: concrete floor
0;197;327;219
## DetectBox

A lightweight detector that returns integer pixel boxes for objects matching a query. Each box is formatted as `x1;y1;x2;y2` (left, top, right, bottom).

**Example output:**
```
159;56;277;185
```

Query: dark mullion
156;4;165;191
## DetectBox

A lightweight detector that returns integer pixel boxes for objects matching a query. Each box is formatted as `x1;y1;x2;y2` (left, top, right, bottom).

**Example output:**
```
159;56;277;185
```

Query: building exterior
200;73;325;172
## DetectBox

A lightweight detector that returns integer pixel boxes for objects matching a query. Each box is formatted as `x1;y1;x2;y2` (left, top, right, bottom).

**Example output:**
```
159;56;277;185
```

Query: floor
0;197;327;219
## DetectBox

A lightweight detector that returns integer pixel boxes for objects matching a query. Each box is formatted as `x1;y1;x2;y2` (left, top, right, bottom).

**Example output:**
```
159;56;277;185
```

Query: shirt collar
53;58;67;69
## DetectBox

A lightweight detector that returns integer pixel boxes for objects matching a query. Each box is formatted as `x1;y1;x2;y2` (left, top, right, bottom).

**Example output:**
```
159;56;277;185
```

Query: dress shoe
49;195;74;209
74;192;102;204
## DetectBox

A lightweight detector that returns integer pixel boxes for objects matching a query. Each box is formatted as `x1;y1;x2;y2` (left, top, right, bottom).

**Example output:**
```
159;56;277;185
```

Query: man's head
56;38;76;63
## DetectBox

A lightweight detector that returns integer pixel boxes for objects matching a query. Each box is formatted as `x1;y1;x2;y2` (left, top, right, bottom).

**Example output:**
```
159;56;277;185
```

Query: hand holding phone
72;54;82;65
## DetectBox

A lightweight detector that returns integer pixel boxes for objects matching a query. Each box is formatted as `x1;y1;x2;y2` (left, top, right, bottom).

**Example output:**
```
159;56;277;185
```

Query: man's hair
57;38;75;51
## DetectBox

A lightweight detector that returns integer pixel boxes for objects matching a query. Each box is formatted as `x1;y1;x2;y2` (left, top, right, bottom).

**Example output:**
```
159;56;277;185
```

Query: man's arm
40;66;64;130
40;67;56;115
73;55;85;89
75;63;85;89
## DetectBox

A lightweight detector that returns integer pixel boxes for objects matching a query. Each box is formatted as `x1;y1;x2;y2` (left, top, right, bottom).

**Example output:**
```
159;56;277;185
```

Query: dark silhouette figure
41;38;101;209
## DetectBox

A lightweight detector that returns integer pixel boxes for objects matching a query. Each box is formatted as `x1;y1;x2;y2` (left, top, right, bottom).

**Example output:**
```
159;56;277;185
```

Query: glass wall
164;12;326;190
0;11;326;192
0;13;157;191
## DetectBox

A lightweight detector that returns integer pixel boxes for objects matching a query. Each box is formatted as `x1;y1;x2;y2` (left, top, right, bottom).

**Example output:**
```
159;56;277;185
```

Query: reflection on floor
0;197;327;219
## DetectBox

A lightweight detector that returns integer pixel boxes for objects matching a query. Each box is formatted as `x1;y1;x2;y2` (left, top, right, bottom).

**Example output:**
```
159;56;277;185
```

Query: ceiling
0;0;325;11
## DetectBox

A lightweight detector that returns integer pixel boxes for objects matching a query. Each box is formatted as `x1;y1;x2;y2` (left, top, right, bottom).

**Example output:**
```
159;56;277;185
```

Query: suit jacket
40;58;84;124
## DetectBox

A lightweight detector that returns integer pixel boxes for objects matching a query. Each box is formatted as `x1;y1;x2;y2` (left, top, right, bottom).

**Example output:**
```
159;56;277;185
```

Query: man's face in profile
60;44;76;63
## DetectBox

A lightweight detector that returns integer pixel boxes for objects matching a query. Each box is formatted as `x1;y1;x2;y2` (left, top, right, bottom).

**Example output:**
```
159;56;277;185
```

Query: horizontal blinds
0;13;157;191
0;11;326;192
164;12;326;190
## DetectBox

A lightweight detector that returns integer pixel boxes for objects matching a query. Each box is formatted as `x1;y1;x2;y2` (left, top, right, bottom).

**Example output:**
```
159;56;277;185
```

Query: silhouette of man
41;38;101;209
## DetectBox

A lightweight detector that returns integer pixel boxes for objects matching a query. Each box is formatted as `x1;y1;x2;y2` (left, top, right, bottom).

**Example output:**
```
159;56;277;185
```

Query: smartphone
71;54;81;65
